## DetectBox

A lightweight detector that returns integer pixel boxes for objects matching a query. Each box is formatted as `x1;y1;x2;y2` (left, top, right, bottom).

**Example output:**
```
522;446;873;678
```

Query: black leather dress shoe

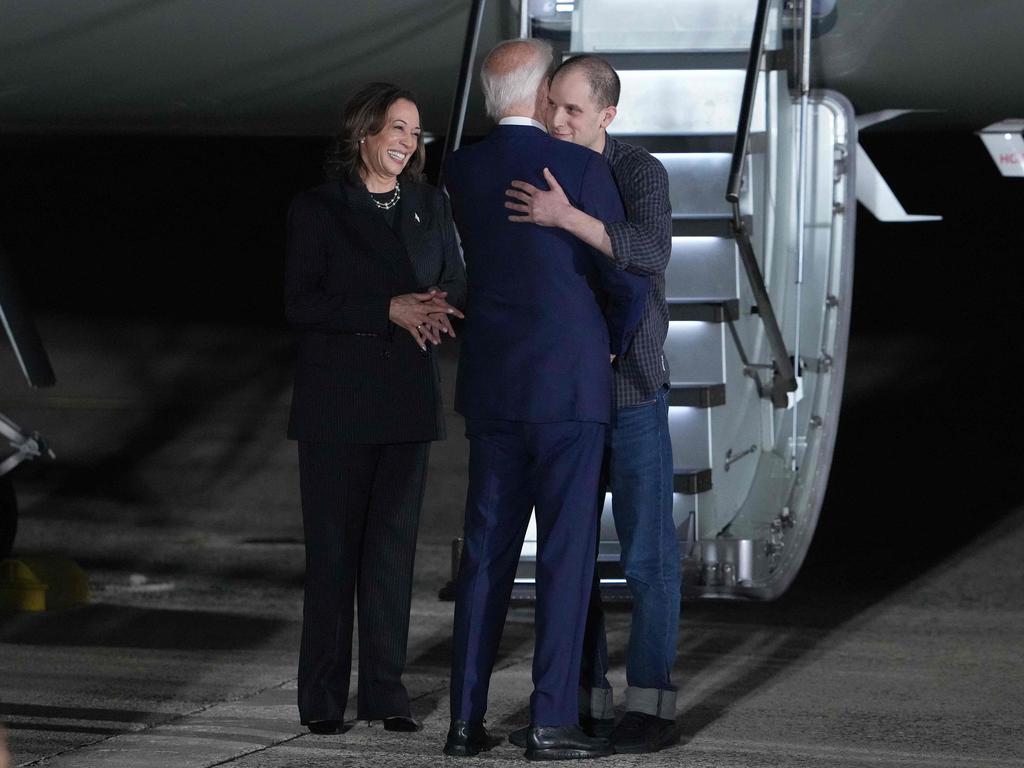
443;719;502;757
382;715;422;732
304;719;341;735
509;715;616;747
611;711;679;754
525;725;613;761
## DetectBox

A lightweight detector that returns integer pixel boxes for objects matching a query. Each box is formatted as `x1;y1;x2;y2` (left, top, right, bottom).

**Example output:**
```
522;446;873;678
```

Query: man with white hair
504;53;679;755
443;38;647;760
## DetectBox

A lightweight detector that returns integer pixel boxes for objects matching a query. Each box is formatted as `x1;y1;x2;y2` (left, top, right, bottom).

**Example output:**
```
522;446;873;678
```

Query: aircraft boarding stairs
510;0;856;601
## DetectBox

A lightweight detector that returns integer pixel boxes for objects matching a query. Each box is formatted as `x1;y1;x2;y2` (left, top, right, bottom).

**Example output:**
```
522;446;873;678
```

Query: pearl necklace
370;181;401;210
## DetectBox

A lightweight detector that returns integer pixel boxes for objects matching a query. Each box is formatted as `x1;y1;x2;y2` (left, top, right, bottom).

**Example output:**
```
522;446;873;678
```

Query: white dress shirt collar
498;116;547;132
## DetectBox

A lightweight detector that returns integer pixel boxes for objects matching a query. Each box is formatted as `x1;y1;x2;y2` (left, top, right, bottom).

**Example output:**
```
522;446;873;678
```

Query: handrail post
726;0;770;204
734;226;795;408
725;0;798;405
437;0;487;189
800;0;813;95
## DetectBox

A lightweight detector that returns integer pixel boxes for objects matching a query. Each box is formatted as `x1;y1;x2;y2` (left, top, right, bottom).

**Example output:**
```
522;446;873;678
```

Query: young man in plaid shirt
505;54;679;754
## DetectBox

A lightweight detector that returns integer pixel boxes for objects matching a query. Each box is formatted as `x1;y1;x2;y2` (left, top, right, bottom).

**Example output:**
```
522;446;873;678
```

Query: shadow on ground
0;604;293;650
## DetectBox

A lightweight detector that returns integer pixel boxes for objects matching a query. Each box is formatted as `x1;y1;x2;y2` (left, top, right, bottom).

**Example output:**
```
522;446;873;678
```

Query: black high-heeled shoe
305;719;342;734
382;715;422;732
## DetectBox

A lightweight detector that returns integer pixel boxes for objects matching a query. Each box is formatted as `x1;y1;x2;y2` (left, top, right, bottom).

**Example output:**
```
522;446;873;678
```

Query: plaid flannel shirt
603;135;673;407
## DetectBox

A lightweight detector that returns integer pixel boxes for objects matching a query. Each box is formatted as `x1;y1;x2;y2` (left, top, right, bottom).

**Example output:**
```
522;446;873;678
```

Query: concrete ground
1;314;1022;768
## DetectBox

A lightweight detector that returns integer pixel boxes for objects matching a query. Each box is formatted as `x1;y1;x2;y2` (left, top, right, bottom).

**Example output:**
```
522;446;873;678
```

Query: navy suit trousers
450;418;605;726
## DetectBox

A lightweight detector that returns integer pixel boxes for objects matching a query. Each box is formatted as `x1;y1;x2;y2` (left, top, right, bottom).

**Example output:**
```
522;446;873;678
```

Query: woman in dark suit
285;82;465;735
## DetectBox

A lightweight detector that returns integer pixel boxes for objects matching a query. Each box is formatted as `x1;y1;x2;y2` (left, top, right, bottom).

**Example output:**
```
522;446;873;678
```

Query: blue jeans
581;386;680;706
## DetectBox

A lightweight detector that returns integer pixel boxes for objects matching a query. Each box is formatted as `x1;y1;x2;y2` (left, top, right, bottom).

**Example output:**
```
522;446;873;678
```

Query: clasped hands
389;289;464;351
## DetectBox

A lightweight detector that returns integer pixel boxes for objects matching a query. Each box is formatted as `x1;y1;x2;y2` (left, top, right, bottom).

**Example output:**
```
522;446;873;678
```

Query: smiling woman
284;81;465;736
360;99;422;192
323;83;426;190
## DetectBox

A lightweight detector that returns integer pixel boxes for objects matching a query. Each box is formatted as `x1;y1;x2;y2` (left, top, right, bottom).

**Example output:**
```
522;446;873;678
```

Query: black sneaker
611;711;679;754
509;726;529;748
580;714;616;739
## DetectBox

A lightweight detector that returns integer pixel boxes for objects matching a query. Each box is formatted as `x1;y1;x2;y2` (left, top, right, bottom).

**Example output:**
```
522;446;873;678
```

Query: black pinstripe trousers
296;440;429;723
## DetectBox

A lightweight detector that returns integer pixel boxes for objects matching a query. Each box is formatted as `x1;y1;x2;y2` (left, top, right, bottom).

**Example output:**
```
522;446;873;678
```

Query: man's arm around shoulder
504;145;671;276
578;154;648;357
603;146;673;275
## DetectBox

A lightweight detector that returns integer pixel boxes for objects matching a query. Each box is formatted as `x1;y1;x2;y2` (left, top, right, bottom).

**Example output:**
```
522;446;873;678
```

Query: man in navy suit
442;39;647;761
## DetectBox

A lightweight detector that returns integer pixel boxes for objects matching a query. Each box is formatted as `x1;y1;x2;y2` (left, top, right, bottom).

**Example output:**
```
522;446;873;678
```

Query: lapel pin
414;212;421;223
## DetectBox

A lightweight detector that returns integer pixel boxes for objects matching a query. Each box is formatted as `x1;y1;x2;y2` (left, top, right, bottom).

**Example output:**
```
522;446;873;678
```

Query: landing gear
0;414;54;560
0;475;15;560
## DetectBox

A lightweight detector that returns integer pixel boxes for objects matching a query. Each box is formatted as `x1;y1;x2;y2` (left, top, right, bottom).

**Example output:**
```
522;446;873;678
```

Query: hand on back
505;168;573;227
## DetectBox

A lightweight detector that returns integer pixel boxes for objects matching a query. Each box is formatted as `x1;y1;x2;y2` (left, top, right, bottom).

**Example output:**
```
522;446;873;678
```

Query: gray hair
480;39;554;121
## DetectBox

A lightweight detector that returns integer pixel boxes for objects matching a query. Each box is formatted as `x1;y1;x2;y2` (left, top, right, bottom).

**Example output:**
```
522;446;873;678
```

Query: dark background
1;131;1018;329
1;130;1022;600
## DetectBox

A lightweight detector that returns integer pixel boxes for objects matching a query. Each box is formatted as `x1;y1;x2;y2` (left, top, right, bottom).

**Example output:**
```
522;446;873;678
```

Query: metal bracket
725;444;758;471
802;354;833;374
833;143;848;181
0;413;55;477
732;222;798;407
725;316;765;399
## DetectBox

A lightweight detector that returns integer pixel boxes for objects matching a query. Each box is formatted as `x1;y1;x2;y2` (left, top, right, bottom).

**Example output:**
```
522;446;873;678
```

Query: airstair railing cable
726;0;797;406
437;0;487;190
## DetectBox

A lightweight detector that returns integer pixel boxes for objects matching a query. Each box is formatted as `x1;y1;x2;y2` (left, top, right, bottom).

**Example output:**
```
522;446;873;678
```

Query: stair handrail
726;0;769;205
437;0;488;190
726;0;797;406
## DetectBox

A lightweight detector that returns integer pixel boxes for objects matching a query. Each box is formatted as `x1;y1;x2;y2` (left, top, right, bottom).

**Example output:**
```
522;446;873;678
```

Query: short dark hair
323;82;426;183
551;55;620;109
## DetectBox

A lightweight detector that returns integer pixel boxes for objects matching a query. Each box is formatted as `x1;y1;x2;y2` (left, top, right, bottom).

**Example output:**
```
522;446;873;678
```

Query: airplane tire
0;476;16;560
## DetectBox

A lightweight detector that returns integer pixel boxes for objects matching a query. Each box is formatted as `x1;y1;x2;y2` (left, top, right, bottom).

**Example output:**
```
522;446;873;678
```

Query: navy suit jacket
445;124;648;424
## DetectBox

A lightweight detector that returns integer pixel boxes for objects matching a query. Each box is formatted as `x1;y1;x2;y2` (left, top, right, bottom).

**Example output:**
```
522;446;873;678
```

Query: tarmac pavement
1;315;1022;767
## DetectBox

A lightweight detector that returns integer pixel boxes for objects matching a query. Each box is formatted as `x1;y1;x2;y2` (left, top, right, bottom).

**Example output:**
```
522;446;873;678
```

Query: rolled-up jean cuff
579;686;615;720
624;686;676;719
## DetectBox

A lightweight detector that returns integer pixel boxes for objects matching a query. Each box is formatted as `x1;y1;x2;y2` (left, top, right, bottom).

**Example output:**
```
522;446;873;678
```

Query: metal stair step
572;50;786;71
668;382;725;408
572;0;780;53
672;218;736;237
658;153;733;218
667;236;738;302
616;132;765;155
612;70;766;135
665;320;723;385
668;400;711;470
674;468;713;495
668;300;739;323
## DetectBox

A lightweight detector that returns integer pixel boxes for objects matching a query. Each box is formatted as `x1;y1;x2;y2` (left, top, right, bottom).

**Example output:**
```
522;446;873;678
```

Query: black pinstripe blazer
284;178;466;444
